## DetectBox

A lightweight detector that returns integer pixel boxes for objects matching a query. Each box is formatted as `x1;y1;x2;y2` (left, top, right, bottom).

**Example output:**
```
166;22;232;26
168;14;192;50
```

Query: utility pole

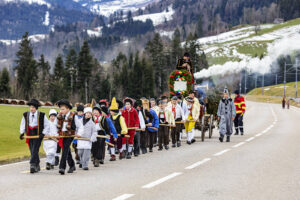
255;74;257;89
262;73;264;95
296;59;298;98
284;62;286;97
239;73;242;94
275;74;278;85
244;71;247;94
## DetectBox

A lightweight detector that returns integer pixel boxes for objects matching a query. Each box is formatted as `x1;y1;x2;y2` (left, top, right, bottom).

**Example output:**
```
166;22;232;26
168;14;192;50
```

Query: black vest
23;111;45;135
111;115;121;134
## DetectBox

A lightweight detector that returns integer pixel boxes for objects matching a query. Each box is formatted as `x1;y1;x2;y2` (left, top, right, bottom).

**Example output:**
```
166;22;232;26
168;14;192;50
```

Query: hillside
194;18;300;79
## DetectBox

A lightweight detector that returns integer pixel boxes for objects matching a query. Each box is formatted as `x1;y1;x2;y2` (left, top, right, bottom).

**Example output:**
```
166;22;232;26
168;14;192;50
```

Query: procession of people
19;89;246;175
18;53;246;174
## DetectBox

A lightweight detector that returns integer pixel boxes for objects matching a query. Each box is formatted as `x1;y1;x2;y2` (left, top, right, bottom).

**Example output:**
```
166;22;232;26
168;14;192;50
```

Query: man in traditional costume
184;97;200;144
217;88;236;142
169;96;186;147
109;97;128;161
20;99;49;173
43;109;58;170
56;99;77;175
122;98;139;159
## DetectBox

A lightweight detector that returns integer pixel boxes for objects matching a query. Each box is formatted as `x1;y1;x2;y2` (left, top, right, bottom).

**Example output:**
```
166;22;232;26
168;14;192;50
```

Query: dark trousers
56;143;61;155
148;130;156;150
158;126;169;148
234;114;244;134
72;143;79;161
29;138;42;166
92;131;106;160
59;138;75;170
134;131;141;155
27;129;41;166
140;131;147;151
171;123;182;144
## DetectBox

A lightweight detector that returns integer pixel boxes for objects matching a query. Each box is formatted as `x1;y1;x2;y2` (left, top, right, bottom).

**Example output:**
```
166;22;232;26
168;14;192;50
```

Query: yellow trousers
185;115;195;132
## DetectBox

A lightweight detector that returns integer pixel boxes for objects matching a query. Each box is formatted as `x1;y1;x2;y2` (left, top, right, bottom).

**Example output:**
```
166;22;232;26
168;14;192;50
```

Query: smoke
194;34;300;79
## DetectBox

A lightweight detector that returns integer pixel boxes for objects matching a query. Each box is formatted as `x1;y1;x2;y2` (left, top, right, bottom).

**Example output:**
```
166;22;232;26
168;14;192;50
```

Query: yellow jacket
186;104;200;121
162;107;175;126
112;114;128;134
151;106;160;117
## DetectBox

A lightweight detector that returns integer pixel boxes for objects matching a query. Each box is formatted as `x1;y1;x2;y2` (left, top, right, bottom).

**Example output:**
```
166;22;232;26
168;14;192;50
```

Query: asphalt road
0;101;299;200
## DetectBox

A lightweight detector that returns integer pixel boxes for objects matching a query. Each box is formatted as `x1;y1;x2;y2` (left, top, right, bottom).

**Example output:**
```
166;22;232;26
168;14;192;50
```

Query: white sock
110;148;115;155
128;145;133;153
187;131;191;142
191;129;195;140
121;144;126;152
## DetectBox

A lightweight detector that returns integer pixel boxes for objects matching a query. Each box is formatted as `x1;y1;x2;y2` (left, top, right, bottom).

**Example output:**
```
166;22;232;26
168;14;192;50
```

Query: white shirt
138;110;146;129
20;111;49;135
170;104;186;121
178;100;188;116
62;112;71;132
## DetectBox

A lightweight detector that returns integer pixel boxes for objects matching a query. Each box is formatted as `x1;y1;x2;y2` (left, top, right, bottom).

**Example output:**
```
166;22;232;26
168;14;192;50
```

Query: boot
226;136;230;142
46;162;51;170
149;148;153;152
79;164;82;168
110;155;116;161
94;159;100;167
100;159;104;164
67;166;76;173
55;156;59;166
51;165;54;169
187;141;191;145
119;152;124;160
83;167;89;170
126;152;132;159
234;132;239;135
219;135;224;142
30;164;36;174
241;132;244;136
158;146;163;151
165;145;169;150
59;168;65;175
177;141;181;147
36;164;41;172
191;139;196;144
172;144;176;148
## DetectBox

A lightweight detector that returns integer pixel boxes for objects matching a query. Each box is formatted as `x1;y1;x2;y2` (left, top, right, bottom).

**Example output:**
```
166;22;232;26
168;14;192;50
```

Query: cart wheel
209;115;213;139
201;116;205;142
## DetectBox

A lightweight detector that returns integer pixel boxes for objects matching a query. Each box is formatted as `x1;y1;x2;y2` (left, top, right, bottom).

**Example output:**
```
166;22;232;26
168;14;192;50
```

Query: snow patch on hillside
3;0;51;7
0;34;48;45
42;11;50;26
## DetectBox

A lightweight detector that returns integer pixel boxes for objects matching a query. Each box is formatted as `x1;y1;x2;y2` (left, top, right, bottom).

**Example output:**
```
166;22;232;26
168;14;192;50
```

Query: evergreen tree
196;16;204;38
77;41;94;103
54;54;65;80
37;54;50;100
100;75;111;99
142;58;154;97
0;68;11;97
65;49;77;95
171;28;183;66
14;32;37;100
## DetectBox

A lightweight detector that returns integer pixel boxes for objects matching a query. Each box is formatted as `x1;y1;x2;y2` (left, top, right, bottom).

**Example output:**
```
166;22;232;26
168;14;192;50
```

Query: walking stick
117;134;130;138
97;135;110;139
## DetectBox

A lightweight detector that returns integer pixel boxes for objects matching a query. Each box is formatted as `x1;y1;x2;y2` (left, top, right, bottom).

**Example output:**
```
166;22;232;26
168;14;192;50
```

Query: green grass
251;18;300;37
248;81;300;97
0;105;60;164
235;41;268;58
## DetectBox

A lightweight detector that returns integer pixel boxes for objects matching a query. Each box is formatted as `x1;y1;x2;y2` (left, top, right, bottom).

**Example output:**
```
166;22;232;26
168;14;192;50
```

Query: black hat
101;106;109;115
27;99;41;109
176;93;182;100
124;98;133;105
189;90;196;94
116;100;123;109
99;99;108;107
77;105;84;112
171;96;178;100
185;97;194;103
57;99;72;109
134;99;142;108
93;106;101;113
161;96;168;101
234;90;240;95
184;52;190;57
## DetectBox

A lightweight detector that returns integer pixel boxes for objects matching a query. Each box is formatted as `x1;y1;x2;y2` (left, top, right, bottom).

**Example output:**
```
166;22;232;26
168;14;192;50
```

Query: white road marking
112;194;135;200
142;172;182;189
185;158;211;170
255;133;262;137
213;149;231;156
232;142;245;148
246;137;255;142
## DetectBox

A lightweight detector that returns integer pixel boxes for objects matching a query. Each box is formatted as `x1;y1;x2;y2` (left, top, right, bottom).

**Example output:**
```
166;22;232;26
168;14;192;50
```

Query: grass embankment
247;81;300;107
0;105;63;164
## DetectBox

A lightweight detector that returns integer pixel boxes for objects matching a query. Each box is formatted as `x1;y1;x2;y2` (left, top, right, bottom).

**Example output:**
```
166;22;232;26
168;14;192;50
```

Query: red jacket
234;95;246;114
122;108;139;129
